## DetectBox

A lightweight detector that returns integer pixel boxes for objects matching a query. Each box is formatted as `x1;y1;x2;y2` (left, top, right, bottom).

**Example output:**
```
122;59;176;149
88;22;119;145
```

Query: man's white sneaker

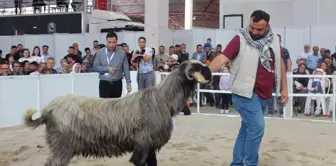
220;110;225;114
225;110;229;114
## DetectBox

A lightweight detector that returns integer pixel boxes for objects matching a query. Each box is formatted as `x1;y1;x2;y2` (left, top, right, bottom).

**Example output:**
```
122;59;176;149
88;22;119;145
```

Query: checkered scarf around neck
239;27;274;72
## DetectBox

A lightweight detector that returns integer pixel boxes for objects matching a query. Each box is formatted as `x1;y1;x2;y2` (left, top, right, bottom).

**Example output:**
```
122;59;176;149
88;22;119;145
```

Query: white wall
220;0;336;29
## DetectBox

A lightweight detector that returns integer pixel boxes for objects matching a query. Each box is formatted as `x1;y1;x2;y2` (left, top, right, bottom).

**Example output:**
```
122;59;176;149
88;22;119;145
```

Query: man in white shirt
41;45;54;62
297;44;310;64
131;37;155;90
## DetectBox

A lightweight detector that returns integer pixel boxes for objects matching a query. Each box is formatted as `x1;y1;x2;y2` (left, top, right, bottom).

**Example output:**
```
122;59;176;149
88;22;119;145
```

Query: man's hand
127;85;132;93
108;67;116;73
281;89;288;107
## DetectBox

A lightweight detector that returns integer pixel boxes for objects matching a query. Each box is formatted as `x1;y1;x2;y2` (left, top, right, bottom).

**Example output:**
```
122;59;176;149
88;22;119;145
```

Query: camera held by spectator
133;49;146;62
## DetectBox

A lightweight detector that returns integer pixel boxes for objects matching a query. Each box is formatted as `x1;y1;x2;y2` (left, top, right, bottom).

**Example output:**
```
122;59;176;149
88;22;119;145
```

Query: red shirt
223;35;283;99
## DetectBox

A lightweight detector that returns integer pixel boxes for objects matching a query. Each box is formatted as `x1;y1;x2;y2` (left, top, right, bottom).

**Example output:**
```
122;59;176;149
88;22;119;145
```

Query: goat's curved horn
192;72;209;84
185;65;193;80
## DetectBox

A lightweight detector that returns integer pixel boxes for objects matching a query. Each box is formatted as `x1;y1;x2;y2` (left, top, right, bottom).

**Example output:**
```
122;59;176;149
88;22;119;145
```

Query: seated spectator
65;53;81;64
21;60;31;75
56;59;68;73
0;62;11;76
46;57;58;74
81;63;88;73
82;59;93;72
304;68;329;117
8;56;15;72
29;61;40;75
71;63;81;74
19;49;32;63
293;63;309;113
12;61;23;75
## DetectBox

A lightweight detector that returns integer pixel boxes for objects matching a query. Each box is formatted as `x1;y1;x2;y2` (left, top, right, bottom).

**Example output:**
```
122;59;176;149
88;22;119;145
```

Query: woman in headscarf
71;63;81;74
293;63;309;113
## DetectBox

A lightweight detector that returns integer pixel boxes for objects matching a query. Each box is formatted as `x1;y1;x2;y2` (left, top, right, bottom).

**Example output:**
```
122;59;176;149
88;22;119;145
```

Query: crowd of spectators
0;36;335;118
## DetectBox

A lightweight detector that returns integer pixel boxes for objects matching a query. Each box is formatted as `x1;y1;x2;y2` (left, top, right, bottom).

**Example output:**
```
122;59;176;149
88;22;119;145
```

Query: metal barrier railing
161;72;336;123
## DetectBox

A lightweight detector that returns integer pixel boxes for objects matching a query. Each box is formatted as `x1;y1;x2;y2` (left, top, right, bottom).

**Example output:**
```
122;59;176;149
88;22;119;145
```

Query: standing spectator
8;56;14;72
307;46;322;73
177;43;189;64
168;46;175;56
278;34;292;72
31;46;43;63
83;47;95;68
41;45;53;62
154;45;169;71
121;44;133;70
297;44;311;64
131;37;155;90
219;65;231;114
72;43;82;59
14;0;22;15
94;32;131;98
204;45;216;63
92;40;100;55
5;45;19;61
191;44;206;62
16;44;24;58
0;50;3;62
174;44;181;55
215;44;222;55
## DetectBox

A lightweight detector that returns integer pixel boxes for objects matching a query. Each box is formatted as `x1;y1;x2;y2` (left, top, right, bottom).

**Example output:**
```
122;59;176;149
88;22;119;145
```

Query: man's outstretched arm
208;55;230;72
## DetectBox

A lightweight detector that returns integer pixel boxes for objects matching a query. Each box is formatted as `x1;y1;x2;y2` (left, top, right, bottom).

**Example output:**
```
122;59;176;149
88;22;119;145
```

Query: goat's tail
23;109;44;129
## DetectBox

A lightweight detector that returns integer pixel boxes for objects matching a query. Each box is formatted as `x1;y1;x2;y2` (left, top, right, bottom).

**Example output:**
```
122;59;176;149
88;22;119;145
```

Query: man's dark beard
249;31;264;40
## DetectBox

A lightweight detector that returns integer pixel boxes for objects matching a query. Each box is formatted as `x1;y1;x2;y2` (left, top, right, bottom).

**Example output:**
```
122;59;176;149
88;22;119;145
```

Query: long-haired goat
23;60;212;166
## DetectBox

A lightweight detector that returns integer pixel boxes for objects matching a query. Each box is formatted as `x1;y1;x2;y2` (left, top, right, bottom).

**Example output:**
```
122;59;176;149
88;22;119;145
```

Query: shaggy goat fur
23;60;212;166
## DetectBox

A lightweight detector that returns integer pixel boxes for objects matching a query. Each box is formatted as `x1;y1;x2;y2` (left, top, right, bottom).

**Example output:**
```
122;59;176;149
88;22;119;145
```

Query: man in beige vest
208;10;288;166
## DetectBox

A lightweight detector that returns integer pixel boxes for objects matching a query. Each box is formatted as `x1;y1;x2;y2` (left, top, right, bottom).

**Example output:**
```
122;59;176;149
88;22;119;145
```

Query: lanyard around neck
106;48;115;65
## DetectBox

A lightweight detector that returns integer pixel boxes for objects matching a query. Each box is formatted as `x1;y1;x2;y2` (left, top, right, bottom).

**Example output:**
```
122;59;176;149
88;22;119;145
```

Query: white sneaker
225;110;229;114
219;110;225;114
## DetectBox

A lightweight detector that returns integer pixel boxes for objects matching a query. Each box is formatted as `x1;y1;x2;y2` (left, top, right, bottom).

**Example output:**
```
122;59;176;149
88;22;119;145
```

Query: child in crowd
219;65;231;114
304;68;329;117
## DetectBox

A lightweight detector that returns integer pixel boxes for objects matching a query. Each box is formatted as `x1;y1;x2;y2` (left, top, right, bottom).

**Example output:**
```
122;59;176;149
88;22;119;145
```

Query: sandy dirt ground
1;115;336;166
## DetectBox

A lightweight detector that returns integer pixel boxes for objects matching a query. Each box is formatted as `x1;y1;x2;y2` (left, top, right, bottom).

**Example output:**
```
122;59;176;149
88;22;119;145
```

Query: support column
144;0;172;50
184;0;193;30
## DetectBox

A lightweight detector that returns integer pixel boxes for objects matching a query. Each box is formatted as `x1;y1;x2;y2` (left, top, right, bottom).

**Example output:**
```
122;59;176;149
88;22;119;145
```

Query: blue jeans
230;93;266;166
265;98;274;113
266;89;283;114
